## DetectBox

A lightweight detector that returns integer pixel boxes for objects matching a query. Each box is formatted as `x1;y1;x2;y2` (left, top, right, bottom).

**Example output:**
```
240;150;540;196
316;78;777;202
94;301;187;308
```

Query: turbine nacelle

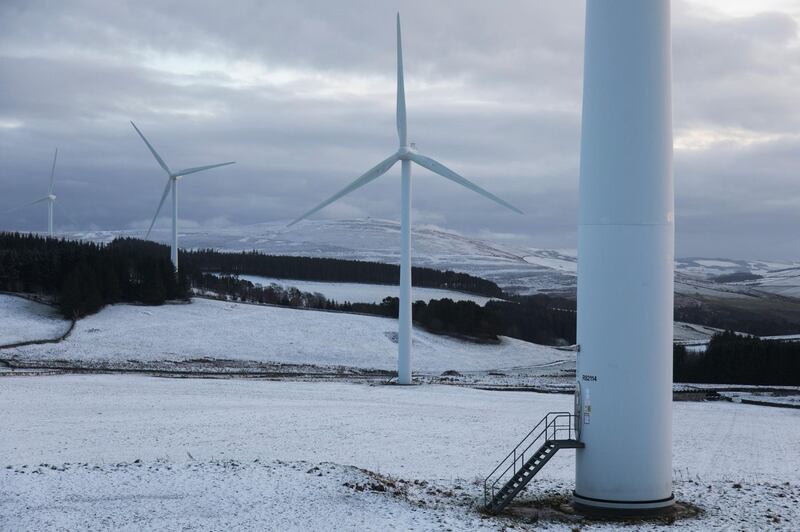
47;194;56;201
397;144;416;159
288;14;524;228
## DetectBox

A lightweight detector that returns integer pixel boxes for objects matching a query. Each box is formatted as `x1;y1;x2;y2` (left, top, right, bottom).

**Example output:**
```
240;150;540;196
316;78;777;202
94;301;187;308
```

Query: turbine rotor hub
397;144;416;159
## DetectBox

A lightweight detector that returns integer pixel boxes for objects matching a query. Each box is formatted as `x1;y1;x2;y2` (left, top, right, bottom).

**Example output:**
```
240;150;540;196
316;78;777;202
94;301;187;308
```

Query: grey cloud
0;1;798;260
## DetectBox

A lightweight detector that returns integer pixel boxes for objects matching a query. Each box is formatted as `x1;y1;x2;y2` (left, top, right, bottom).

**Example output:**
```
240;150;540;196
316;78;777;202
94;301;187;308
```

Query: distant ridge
66;218;800;298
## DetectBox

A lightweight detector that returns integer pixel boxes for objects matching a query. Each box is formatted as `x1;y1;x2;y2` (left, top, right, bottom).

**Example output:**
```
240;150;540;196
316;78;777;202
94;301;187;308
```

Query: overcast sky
1;0;798;260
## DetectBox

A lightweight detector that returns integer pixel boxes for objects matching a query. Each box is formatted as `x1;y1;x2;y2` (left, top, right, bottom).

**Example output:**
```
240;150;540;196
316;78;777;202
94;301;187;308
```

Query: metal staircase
483;411;583;514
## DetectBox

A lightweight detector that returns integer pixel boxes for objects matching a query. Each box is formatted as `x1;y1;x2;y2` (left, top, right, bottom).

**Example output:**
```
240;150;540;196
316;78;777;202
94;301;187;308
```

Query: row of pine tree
196;273;577;345
181;249;505;298
0;234;188;318
674;331;800;386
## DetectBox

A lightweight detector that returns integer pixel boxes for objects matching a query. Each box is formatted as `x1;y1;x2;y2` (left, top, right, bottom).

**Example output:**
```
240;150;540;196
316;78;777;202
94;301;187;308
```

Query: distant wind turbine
288;13;523;385
4;148;59;237
131;121;235;271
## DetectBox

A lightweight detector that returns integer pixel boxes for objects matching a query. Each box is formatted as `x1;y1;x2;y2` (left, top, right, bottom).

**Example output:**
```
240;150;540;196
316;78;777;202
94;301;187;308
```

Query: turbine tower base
573;492;675;515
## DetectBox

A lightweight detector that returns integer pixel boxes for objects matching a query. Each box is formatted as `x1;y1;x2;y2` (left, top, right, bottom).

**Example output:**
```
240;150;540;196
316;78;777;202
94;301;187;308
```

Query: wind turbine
4;149;59;237
131;121;235;271
288;13;523;385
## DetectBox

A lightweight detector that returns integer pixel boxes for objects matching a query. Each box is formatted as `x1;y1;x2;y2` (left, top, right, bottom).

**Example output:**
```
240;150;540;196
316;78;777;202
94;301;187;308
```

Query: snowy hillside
69;219;798;298
8;297;569;374
673;321;726;343
0;294;71;346
2;293;748;377
226;274;499;305
675;258;800;299
70;219;578;294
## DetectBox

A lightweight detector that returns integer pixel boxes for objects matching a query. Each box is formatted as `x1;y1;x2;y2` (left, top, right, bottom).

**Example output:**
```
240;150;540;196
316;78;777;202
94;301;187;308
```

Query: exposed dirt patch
500;493;702;527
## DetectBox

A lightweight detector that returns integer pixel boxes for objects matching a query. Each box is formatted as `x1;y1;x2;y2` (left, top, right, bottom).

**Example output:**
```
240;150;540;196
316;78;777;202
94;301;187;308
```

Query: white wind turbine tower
4;148;59;237
131;121;235;271
289;13;523;385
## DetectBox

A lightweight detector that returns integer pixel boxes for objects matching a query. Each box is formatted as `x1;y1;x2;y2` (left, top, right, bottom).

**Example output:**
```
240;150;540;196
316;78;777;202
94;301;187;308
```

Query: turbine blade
130;121;171;176
396;13;407;147
48;148;58;194
288;153;399;227
174;161;235;177
409;152;524;214
4;196;49;213
146;178;172;239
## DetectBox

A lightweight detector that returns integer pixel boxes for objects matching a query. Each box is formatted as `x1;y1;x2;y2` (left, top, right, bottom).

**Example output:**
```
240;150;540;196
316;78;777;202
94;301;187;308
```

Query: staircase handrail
483;411;577;506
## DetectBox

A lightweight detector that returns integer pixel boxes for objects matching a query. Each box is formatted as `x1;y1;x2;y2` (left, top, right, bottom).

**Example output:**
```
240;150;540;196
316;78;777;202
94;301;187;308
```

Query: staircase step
484;413;583;515
490;445;567;510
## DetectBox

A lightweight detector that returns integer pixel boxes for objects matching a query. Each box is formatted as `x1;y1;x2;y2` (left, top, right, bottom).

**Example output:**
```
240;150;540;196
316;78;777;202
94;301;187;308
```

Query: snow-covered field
223;273;498;305
752;266;800;298
2;293;757;375
762;333;800;341
1;376;798;530
720;390;800;407
0;294;71;346
2;460;492;531
673;321;724;343
7;297;567;374
4;219;796;528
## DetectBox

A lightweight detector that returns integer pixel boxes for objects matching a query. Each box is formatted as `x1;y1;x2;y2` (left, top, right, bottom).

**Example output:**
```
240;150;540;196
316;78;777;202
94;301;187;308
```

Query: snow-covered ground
0;294;71;346
720;390;800;407
675;259;800;300
7;297;568;374
1;460;495;531
1;376;798;530
222;273;498;305
673;321;724;343
3;295;788;388
762;333;800;341
751;266;800;298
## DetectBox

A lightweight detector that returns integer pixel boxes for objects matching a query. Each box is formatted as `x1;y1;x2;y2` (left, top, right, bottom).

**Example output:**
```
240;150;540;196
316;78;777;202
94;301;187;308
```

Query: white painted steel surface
171;178;178;269
131;121;234;271
288;13;521;385
47;148;57;237
575;0;675;509
47;200;53;237
398;158;412;384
